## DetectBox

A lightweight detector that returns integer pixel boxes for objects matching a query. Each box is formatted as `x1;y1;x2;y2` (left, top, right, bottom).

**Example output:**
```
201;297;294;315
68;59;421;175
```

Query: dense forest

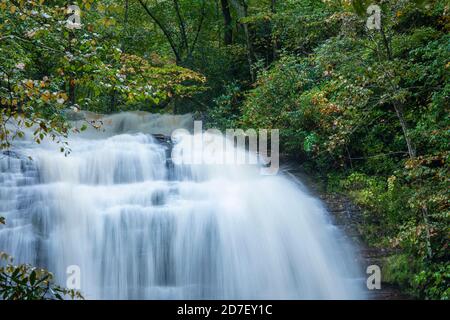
0;0;448;299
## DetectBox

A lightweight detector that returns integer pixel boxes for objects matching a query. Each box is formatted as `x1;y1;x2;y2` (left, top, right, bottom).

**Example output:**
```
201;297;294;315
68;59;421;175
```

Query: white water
0;112;364;299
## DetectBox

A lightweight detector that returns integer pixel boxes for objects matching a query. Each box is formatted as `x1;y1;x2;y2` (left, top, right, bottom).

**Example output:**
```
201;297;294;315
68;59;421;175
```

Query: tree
137;0;207;65
0;0;205;149
220;0;233;45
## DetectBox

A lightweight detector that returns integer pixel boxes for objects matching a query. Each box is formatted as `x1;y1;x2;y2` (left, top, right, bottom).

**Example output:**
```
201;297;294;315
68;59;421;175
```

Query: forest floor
282;164;413;300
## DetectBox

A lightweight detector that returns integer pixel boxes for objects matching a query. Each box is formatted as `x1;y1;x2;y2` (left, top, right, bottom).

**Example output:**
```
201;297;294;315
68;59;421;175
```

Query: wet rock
62;108;85;121
282;164;412;300
151;189;166;206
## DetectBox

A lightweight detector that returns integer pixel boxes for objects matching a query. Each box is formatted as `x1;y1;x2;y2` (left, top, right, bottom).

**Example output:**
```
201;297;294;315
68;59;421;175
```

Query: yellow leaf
10;5;16;13
97;3;105;13
41;91;51;102
59;92;68;101
25;79;34;88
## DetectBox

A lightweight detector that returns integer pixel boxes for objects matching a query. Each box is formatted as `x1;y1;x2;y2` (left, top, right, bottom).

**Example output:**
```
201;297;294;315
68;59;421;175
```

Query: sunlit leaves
0;0;206;150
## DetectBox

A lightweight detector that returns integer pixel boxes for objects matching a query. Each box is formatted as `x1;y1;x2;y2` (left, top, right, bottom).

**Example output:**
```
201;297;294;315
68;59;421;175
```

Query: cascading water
0;112;365;299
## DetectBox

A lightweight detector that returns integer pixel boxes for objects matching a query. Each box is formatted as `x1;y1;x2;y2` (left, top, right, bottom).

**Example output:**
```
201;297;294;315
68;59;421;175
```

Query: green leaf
29;270;36;286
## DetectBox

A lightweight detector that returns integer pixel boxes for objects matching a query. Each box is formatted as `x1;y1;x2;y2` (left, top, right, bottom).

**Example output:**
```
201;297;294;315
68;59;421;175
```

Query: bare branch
137;0;182;63
188;0;206;59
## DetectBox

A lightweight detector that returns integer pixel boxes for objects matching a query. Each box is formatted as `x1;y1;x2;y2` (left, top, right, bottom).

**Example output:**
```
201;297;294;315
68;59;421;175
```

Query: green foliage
273;0;340;54
207;0;449;299
206;81;243;130
240;55;324;158
1;0;448;300
0;252;83;300
383;254;450;300
383;254;418;293
412;262;450;299
0;0;205;149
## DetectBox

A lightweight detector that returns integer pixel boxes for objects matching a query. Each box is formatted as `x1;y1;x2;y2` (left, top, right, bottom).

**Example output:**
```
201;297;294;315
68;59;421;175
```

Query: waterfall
0;112;364;299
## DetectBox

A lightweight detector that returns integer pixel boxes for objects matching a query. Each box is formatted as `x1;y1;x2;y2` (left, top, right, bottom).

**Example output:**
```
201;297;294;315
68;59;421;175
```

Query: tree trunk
69;78;76;106
393;104;416;159
109;88;116;113
230;0;255;80
138;0;182;63
173;0;189;52
66;1;76;106
421;206;433;259
125;0;129;23
379;19;414;159
68;35;76;106
271;0;278;61
220;0;233;45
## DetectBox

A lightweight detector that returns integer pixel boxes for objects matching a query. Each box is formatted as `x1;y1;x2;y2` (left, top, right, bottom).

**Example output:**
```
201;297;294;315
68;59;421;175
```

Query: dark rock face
151;189;167;206
62;108;85;121
151;134;172;144
319;193;411;300
280;164;412;300
151;134;174;179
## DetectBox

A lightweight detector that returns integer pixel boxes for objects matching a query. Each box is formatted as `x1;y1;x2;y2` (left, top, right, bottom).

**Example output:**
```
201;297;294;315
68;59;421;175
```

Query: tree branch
137;0;182;63
173;0;188;52
188;0;206;59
